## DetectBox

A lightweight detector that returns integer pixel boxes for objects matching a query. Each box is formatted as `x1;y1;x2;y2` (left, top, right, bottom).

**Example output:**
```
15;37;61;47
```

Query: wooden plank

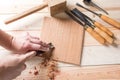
14;64;120;80
55;65;120;80
81;45;120;66
0;0;119;13
40;17;84;65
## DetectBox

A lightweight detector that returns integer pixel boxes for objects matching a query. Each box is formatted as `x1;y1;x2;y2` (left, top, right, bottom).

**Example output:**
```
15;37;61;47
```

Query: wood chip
36;43;59;80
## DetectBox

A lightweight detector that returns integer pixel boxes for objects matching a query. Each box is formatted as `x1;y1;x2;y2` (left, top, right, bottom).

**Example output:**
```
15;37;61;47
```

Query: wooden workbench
0;0;120;80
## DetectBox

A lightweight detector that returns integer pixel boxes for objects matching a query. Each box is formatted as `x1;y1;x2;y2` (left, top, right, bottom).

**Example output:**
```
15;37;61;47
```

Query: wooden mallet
4;0;66;24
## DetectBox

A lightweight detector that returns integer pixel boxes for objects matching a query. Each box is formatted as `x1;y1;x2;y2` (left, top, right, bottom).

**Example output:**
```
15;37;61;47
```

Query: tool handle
100;15;120;29
4;2;48;24
94;27;114;44
86;27;105;44
94;21;113;37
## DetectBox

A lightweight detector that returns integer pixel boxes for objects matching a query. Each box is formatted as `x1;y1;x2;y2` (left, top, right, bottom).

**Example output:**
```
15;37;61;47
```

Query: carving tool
65;10;105;44
83;0;108;15
5;0;66;24
71;8;114;44
76;3;120;29
36;43;55;58
74;8;113;37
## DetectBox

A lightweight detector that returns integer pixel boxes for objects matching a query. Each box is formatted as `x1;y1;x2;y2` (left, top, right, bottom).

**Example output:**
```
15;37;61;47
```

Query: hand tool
65;10;105;44
71;8;114;44
4;0;66;24
83;0;108;15
74;8;113;37
36;43;55;59
76;3;120;29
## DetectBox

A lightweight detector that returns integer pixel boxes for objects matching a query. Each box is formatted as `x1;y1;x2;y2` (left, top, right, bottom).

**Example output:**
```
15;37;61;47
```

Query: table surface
0;0;120;80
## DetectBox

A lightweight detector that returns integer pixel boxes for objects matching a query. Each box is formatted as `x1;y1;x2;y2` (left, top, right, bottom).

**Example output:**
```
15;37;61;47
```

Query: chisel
76;3;120;29
65;10;105;44
71;8;114;44
83;0;109;15
76;9;113;37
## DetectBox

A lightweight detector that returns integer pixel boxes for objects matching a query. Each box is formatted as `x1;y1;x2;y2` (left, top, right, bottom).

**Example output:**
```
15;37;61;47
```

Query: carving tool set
65;1;120;44
65;8;117;44
76;3;120;29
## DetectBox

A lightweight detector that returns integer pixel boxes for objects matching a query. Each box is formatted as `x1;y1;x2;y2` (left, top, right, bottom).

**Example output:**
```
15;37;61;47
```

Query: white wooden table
0;0;120;80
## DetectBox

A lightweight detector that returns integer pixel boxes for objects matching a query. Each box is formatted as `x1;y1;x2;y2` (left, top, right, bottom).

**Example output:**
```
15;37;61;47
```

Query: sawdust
36;43;60;80
34;70;39;75
47;60;60;80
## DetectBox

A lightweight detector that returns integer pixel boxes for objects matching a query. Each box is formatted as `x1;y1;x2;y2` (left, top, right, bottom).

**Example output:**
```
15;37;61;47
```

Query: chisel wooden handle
5;2;48;24
94;27;114;44
86;27;105;44
94;21;113;37
100;15;120;29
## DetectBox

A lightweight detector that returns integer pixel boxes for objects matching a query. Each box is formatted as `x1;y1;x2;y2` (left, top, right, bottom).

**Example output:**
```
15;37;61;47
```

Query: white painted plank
81;45;120;66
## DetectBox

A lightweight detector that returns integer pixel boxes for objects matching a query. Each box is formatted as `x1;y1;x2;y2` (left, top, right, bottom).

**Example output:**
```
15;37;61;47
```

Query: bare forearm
0;61;4;73
0;29;13;50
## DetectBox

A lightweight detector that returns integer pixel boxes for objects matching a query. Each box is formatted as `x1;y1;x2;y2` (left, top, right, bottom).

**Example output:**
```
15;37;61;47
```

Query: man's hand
11;32;49;53
0;51;36;80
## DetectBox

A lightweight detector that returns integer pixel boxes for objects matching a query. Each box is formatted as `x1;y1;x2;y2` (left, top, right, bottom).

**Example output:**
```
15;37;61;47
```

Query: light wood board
56;65;120;80
40;17;84;65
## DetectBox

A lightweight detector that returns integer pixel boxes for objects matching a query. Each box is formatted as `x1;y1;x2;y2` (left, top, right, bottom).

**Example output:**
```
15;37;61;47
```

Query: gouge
36;43;55;58
65;10;105;44
83;0;109;15
76;3;120;29
71;8;114;44
78;10;113;37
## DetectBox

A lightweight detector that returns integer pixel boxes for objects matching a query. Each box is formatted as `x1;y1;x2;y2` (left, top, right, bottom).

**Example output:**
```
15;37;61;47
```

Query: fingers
30;38;42;44
29;34;40;40
29;43;49;51
26;32;48;46
26;32;39;40
17;63;26;71
20;51;36;62
24;51;36;60
25;32;49;51
21;64;26;70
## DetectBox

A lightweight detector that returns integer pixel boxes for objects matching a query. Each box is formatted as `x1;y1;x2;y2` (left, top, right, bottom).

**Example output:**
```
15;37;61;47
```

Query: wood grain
56;65;120;80
0;0;120;80
40;17;84;65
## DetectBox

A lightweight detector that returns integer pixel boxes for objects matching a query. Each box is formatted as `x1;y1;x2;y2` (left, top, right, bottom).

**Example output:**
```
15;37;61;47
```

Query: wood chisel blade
83;0;109;15
36;43;55;57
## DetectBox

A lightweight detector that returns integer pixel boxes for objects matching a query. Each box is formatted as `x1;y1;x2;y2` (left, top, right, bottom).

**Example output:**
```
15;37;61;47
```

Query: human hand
10;32;49;53
0;51;36;80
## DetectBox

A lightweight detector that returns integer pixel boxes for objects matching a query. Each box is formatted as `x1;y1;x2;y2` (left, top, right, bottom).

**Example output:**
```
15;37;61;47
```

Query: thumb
20;51;36;62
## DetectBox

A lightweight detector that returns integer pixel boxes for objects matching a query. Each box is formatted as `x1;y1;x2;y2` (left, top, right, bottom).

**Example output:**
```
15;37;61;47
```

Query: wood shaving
36;43;60;80
34;70;39;75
